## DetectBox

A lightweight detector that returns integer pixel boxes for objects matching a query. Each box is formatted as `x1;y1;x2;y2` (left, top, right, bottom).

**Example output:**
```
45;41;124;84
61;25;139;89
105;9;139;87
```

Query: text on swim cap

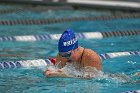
63;38;77;46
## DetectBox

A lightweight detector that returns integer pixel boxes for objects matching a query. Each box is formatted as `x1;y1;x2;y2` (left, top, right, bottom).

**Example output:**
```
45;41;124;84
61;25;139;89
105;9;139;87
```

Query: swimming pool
0;4;140;93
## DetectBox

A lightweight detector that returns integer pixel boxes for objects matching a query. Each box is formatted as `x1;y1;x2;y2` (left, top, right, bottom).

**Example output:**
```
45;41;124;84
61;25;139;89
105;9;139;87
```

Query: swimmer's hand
44;69;70;78
44;69;91;79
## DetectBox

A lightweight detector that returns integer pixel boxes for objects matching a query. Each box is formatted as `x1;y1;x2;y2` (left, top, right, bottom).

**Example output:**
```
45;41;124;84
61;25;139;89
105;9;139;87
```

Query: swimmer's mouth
67;58;74;63
67;59;72;62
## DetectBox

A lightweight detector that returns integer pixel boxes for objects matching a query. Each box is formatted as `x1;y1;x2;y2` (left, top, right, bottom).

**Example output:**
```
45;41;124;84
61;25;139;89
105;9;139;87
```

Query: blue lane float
0;30;140;41
99;50;140;60
0;32;100;41
121;90;140;93
0;59;51;69
0;50;139;69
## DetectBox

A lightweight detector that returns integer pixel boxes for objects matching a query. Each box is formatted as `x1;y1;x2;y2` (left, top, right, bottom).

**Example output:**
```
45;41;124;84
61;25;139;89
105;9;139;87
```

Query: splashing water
60;62;104;78
54;61;137;83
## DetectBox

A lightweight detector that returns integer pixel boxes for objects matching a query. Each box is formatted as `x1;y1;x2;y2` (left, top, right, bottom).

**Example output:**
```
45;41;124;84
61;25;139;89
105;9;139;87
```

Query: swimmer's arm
44;69;91;79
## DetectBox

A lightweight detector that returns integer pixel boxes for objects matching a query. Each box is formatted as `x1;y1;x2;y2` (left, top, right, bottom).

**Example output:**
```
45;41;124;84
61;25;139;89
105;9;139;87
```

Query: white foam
61;62;104;78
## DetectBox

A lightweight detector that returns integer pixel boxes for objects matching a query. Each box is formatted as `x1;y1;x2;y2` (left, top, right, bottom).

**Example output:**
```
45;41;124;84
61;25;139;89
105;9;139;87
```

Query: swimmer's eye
59;52;71;58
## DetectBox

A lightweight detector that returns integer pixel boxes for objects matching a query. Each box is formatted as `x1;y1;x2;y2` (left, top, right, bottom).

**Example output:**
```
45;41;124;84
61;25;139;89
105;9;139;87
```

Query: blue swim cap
58;29;78;52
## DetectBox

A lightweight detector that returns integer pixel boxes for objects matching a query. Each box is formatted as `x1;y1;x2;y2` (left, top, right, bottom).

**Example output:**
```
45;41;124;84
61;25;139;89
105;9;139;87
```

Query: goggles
59;43;77;58
59;51;72;58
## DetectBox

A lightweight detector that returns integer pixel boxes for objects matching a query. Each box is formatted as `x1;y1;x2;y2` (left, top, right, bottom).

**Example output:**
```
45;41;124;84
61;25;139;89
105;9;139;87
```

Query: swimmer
44;29;102;78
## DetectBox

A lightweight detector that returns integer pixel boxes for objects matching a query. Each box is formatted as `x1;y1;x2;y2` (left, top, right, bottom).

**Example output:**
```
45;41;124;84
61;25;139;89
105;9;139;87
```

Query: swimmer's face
59;46;78;61
59;44;77;58
59;50;76;62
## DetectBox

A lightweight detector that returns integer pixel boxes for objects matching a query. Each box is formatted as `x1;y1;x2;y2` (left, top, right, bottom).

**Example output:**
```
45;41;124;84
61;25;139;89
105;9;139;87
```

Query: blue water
0;4;140;93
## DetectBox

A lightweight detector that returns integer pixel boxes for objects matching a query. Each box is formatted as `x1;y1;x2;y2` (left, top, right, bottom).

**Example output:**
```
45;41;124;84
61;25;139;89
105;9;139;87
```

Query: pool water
0;4;140;93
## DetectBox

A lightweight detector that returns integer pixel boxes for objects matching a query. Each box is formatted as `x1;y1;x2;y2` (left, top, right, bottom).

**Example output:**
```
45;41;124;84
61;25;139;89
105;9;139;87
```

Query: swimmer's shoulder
84;48;99;57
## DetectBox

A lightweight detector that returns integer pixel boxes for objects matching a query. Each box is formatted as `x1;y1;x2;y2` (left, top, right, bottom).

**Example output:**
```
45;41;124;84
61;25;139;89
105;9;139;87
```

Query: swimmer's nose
67;59;73;63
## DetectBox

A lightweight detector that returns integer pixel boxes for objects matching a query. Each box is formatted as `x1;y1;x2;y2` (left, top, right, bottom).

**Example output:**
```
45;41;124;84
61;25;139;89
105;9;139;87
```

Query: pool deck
0;0;140;11
67;0;140;10
103;0;139;2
